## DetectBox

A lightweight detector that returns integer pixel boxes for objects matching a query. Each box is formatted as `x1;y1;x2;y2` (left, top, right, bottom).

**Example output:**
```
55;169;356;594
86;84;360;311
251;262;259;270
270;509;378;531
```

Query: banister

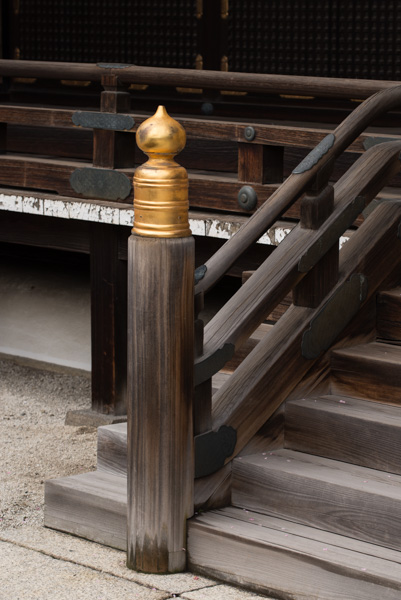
194;141;401;385
195;85;401;296
0;59;399;99
210;199;401;463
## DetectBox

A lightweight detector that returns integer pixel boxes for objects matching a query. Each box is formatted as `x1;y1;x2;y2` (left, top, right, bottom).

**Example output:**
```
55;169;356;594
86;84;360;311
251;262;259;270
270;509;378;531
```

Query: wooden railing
126;85;401;573
192;86;401;483
0;60;401;218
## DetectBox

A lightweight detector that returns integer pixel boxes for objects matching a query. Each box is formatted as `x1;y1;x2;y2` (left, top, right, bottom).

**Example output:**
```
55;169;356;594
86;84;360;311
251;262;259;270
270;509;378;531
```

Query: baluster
93;73;135;169
127;106;194;573
293;162;338;308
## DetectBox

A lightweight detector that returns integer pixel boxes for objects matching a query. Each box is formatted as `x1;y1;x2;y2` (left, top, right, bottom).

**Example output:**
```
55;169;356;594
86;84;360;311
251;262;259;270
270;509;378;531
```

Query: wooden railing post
127;106;194;573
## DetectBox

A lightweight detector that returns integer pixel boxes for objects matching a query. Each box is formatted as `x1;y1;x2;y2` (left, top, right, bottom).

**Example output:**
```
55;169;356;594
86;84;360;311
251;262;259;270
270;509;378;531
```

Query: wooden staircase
45;286;401;598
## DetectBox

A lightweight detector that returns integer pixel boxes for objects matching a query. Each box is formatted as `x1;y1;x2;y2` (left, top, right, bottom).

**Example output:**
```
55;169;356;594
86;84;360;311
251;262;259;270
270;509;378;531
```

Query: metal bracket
195;425;237;478
293;134;335;174
70;168;132;201
72;111;134;131
302;273;368;360
298;196;366;272
97;63;131;69
195;264;207;284
363;136;400;150
194;343;235;386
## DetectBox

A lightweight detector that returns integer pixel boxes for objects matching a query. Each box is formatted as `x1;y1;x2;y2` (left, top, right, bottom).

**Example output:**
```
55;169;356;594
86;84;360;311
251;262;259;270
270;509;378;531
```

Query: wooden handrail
195;141;401;384
211;198;401;461
195;85;401;296
0;59;400;100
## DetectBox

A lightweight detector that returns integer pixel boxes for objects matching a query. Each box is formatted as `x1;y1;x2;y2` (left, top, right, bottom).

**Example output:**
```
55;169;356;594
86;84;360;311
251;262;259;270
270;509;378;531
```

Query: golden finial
133;106;190;238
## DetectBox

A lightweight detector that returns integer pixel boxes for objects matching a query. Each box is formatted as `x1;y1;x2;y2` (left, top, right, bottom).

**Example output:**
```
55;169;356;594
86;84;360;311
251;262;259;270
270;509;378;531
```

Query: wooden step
285;395;401;474
44;470;126;550
232;449;401;551
95;370;232;478
188;507;401;599
377;288;401;342
331;342;401;404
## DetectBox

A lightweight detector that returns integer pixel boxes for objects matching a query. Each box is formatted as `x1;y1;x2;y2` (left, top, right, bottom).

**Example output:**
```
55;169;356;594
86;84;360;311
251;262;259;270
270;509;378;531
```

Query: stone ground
0;358;276;599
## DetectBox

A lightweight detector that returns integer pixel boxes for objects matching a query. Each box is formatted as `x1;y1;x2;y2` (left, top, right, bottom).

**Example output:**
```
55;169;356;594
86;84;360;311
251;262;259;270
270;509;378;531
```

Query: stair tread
332;341;401;365
188;507;401;598
191;507;401;571
236;449;401;495
46;469;126;497
287;394;401;425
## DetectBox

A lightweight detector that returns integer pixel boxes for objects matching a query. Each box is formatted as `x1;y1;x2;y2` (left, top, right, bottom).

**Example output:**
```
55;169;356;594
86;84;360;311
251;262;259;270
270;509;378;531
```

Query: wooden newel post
127;106;194;573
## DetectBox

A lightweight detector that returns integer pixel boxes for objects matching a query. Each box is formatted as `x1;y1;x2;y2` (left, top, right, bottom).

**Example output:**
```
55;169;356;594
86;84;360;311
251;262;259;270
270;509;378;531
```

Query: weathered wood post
127;106;194;573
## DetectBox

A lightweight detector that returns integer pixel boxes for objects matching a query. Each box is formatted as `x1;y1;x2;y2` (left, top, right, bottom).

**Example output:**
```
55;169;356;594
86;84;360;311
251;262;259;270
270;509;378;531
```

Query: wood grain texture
127;234;194;573
232;449;401;551
97;423;128;477
211;201;401;464
377;288;401;342
3;59;401;99
286;395;401;475
90;223;127;415
331;342;401;404
196;91;401;294
44;471;126;551
293;243;339;308
238;143;284;184
188;507;401;599
221;323;273;373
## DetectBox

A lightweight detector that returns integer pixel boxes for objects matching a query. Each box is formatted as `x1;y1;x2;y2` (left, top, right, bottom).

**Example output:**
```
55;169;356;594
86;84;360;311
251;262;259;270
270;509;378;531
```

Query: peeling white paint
119;209;134;227
44;199;70;219
0;194;23;212
339;235;350;248
0;191;312;247
274;227;292;244
189;218;206;237
23;196;44;215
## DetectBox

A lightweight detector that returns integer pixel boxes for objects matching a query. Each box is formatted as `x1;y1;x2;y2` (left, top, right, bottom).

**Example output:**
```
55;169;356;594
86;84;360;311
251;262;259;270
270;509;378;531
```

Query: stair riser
44;478;126;551
330;346;401;404
232;460;401;551
285;399;401;475
331;371;401;404
97;424;127;476
377;290;401;342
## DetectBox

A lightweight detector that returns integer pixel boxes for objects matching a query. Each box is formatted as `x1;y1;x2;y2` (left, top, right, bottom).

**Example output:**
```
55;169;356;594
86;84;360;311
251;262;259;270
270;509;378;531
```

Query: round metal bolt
201;102;214;116
244;126;256;141
238;186;257;211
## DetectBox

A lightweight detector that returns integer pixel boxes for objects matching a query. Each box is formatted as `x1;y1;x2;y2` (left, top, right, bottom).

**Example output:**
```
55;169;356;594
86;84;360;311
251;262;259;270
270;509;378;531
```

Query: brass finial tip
136;105;186;156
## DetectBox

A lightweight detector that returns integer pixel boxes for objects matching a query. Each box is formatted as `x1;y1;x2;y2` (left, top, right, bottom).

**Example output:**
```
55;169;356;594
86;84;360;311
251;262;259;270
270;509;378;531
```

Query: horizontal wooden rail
194;141;401;384
0;104;395;154
0;59;400;100
195;85;401;296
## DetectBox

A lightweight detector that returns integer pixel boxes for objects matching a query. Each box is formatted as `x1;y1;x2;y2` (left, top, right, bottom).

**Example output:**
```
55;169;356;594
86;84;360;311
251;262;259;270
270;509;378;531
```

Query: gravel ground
0;357;275;599
0;358;96;529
